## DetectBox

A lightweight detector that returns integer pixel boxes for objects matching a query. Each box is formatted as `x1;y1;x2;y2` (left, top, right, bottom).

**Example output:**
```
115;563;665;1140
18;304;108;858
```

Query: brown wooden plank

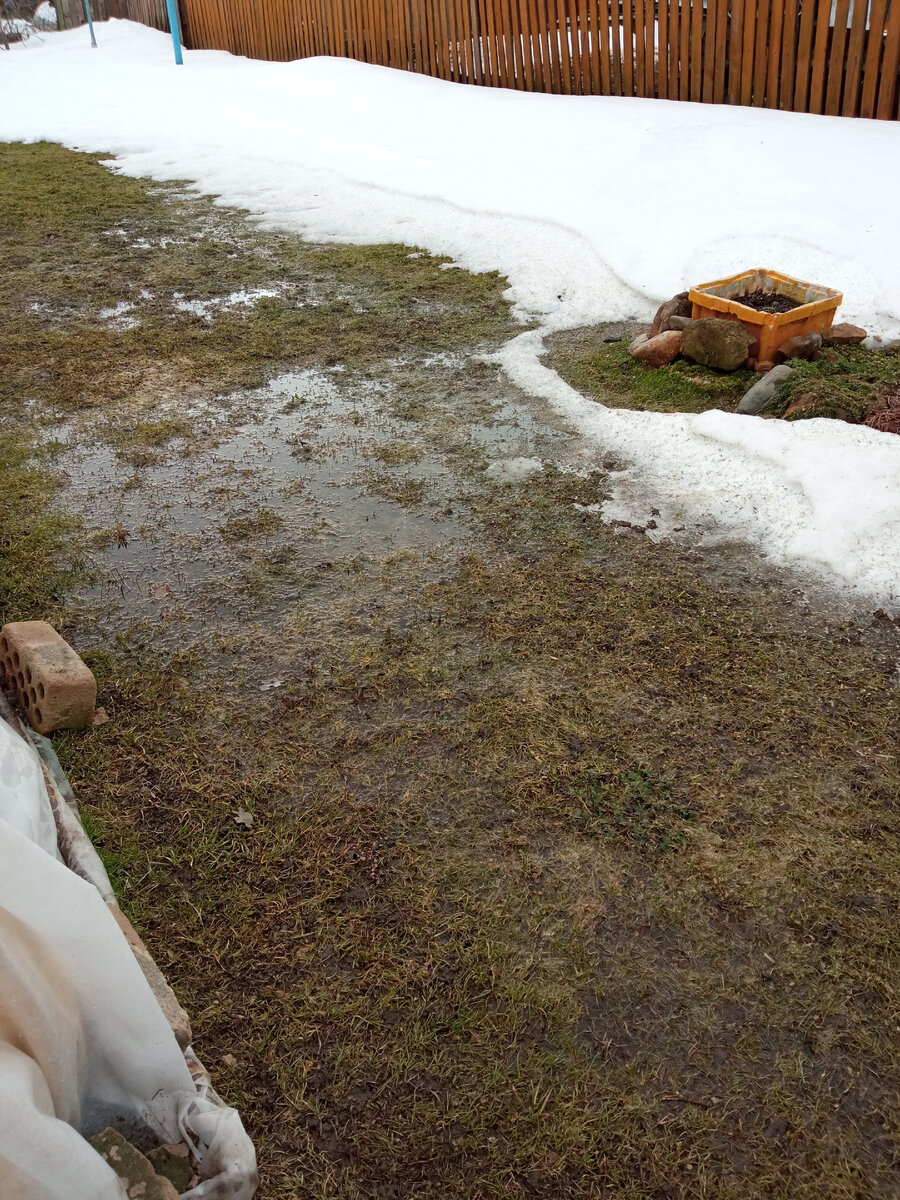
643;0;655;94
621;0;634;92
689;0;702;100
876;0;900;118
656;0;668;96
666;0;678;96
677;0;689;97
792;0;816;107
701;0;716;99
764;0;785;106
825;0;852;112
807;0;832;112
531;0;553;90
841;0;869;113
750;0;771;103
859;0;888;115
556;0;576;91
727;0;744;102
500;0;522;87
579;0;595;91
777;0;799;107
633;0;647;90
609;0;623;93
714;0;728;99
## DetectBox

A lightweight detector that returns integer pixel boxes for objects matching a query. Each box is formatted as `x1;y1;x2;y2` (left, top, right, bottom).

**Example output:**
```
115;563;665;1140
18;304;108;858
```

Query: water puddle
60;359;579;652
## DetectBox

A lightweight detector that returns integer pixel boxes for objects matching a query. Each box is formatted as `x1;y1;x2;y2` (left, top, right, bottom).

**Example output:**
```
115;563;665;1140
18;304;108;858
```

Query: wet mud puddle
60;357;579;652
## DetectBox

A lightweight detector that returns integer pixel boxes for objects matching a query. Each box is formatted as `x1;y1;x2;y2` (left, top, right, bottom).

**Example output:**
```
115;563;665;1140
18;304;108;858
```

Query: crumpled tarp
0;716;258;1199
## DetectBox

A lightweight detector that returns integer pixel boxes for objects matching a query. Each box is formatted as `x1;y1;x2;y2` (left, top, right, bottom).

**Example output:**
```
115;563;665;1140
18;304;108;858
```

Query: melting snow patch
485;456;544;482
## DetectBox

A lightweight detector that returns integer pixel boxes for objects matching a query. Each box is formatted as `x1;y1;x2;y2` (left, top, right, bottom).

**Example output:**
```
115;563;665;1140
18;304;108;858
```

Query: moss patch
545;325;754;414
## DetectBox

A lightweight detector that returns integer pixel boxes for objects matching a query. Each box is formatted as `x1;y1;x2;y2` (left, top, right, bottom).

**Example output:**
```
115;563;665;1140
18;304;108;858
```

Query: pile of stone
631;291;867;376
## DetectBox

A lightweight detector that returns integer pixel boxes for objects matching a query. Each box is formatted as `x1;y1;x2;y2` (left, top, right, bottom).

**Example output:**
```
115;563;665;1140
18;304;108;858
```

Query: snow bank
2;22;899;603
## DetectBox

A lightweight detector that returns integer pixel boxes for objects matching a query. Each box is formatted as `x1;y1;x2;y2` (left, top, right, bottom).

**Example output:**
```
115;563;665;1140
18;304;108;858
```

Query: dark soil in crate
736;289;803;315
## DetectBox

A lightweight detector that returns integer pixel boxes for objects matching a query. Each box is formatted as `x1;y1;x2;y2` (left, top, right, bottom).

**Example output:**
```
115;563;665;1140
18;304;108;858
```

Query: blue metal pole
83;0;97;46
165;0;183;64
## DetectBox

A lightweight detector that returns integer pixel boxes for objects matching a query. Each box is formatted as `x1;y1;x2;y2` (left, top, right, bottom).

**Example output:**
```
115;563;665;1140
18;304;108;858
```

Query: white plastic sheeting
0;717;258;1199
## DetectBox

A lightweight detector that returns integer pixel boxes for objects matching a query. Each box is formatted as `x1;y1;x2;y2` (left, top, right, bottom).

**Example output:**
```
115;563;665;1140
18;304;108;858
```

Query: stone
667;314;695;331
736;364;795;415
0;621;96;735
147;1145;194;1194
650;292;691;338
631;329;682;367
88;1129;180;1200
681;318;755;372
823;322;867;345
754;360;775;373
629;332;650;353
773;331;822;363
110;906;192;1050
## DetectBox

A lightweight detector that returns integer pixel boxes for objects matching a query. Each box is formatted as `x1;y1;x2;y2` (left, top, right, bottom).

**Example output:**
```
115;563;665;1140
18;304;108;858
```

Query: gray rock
737;364;794;415
650;292;692;338
667;314;695;331
681;318;755;372
629;332;650;353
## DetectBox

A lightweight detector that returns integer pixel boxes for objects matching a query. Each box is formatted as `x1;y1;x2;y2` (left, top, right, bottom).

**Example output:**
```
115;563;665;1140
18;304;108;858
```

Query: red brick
0;621;96;734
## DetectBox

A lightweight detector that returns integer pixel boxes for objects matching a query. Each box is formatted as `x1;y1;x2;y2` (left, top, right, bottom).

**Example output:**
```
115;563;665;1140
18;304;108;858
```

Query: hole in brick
23;693;30;709
25;666;32;685
12;651;20;671
37;681;45;700
33;706;43;726
28;686;36;705
17;671;25;691
0;635;7;654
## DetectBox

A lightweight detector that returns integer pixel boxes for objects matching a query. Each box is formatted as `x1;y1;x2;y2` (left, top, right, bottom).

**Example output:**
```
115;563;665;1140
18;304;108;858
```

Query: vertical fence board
751;0;771;103
825;0;852;113
807;0;832;111
657;0;669;95
728;0;744;102
877;7;900;119
678;0;690;97
859;0;887;115
778;0;798;108
634;0;647;91
765;0;784;105
643;0;655;94
689;0;703;100
841;0;869;115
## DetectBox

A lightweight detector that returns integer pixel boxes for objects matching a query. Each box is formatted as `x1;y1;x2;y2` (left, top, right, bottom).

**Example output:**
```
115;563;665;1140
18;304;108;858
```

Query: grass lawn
2;142;900;1200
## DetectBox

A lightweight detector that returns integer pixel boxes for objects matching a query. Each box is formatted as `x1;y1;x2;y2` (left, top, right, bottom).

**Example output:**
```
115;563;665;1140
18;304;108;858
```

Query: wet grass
4;141;900;1200
0;141;513;419
58;478;900;1200
546;327;754;414
0;431;84;626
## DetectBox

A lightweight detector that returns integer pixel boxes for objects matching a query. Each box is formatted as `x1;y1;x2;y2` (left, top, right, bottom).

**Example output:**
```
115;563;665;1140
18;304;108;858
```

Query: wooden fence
57;0;169;31
64;0;900;118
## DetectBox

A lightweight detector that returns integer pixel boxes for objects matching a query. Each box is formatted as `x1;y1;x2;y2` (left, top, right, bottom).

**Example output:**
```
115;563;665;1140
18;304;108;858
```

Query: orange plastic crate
689;268;842;363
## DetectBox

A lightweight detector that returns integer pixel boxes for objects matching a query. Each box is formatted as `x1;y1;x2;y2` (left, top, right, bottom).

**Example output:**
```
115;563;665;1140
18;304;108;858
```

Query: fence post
165;0;183;61
53;0;65;29
83;0;97;44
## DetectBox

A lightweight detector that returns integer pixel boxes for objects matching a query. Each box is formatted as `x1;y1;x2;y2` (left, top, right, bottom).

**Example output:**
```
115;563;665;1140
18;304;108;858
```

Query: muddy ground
2;143;900;1200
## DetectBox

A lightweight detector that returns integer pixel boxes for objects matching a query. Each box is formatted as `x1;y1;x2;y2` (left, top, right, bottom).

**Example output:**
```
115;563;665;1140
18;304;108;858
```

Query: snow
1;21;899;606
33;2;57;29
